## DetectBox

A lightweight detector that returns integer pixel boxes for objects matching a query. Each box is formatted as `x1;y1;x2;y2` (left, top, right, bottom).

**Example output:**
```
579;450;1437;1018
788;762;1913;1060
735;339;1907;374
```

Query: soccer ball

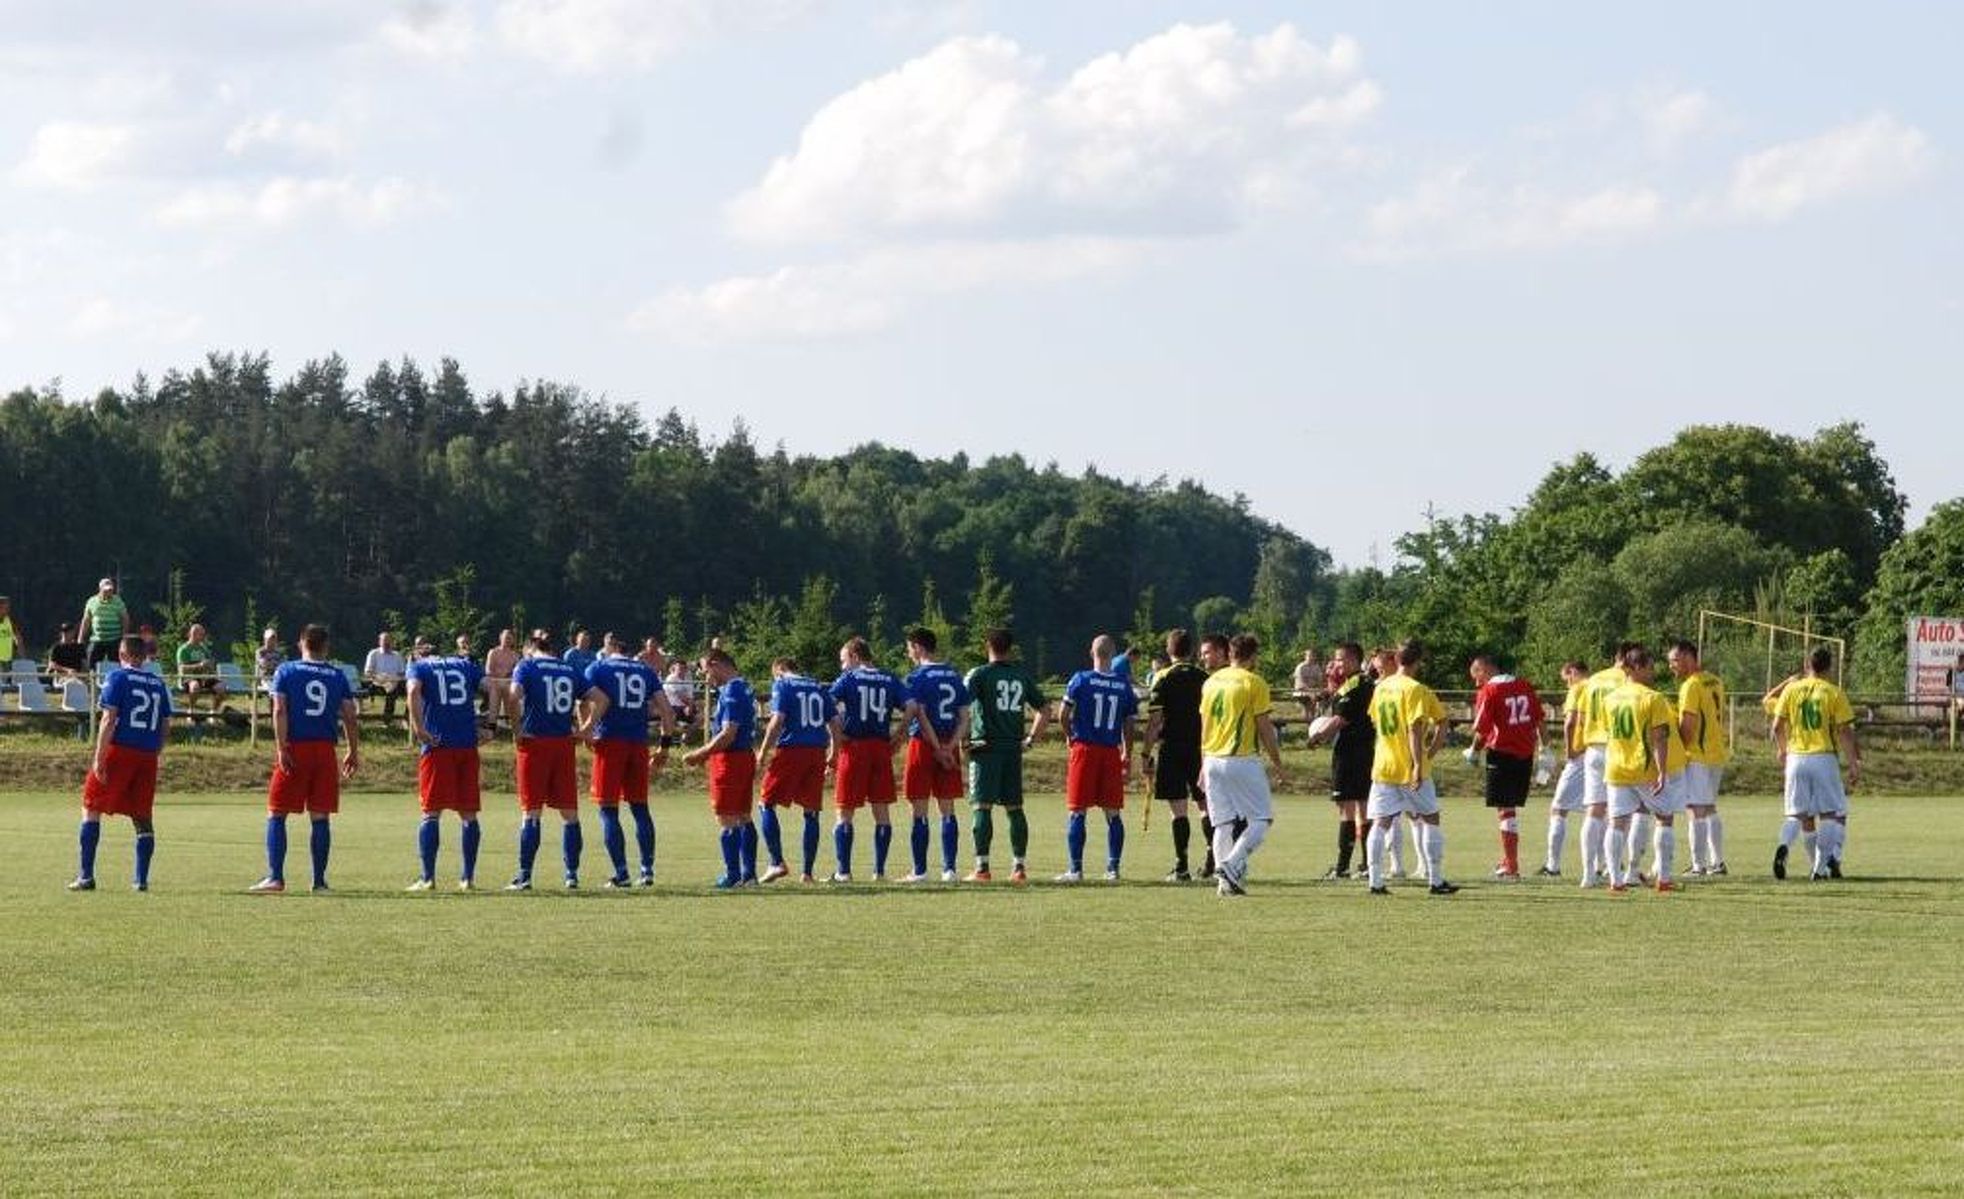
1306;715;1340;744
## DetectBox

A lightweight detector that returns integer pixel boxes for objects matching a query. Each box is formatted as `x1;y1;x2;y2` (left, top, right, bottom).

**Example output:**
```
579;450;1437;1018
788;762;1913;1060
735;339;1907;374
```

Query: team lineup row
62;623;1860;898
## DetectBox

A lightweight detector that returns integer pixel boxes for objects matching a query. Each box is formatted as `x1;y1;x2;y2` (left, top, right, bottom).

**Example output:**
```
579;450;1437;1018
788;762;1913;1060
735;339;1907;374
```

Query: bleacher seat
9;658;35;687
216;661;253;694
17;679;54;712
59;679;90;711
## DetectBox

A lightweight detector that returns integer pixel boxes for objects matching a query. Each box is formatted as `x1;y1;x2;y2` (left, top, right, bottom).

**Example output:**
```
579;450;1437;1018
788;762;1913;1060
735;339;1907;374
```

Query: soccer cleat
133;882;148;892
1169;868;1195;883
248;877;286;894
964;867;993;883
871;873;888;884
759;863;790;884
1216;878;1246;898
1103;869;1120;883
1709;862;1728;876
457;879;476;892
898;872;929;884
310;881;332;893
940;869;957;883
740;875;759;887
405;878;436;892
1198;863;1217;881
637;870;655;887
1217;864;1247;896
1655;879;1676;893
1009;865;1028;884
798;872;816;884
1686;865;1707;877
1320;867;1349;881
713;873;741;890
1772;844;1789;880
1389;868;1408;881
1578;874;1600;889
827;872;853;884
505;875;532;892
1428;881;1460;896
604;875;632;889
1828;856;1843;879
1491;867;1520;882
564;875;580;890
1633;872;1651;887
1054;870;1084;883
1367;885;1391;896
1608;883;1629;894
1535;866;1561;877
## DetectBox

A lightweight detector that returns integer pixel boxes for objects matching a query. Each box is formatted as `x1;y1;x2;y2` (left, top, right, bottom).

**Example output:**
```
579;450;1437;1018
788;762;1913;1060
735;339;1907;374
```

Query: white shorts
1551;757;1587;813
1784;753;1848;818
1200;756;1273;825
1682;763;1723;809
1582;745;1609;807
1608;773;1685;818
1367;778;1440;820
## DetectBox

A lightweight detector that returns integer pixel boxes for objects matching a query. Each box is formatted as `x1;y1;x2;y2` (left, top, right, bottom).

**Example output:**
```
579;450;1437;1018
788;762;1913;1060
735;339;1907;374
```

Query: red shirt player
71;636;173;891
1469;654;1544;879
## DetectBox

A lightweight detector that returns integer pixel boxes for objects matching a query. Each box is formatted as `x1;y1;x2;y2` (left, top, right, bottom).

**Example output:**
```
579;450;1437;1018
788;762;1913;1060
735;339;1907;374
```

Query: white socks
1547;814;1568;873
1706;813;1724;866
1655;824;1675;883
1227;819;1270;875
1212;823;1237;875
1606;825;1628;886
1581;814;1606;882
1779;817;1801;847
1813;821;1844;875
1421;822;1445;885
1628;812;1654;875
1388;820;1408;874
1366;823;1388;888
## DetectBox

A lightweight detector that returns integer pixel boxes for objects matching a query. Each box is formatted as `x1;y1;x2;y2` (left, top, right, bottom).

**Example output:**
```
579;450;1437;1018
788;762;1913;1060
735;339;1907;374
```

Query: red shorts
1066;742;1127;811
708;749;758;817
516;736;578;813
761;745;827;811
268;740;341;816
590;739;650;805
834;738;896;810
82;743;159;820
418;747;482;814
903;738;964;801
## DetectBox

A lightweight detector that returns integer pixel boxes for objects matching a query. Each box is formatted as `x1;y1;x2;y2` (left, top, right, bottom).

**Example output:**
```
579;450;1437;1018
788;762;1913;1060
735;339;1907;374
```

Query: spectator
564;629;596;676
256;627;284;684
79;577;129;669
638;636;667;673
136;624;161;670
0;595;20;666
175;622;226;711
484;628;520;727
46;623;88;683
1293;645;1325;717
663;660;698;729
363;631;408;721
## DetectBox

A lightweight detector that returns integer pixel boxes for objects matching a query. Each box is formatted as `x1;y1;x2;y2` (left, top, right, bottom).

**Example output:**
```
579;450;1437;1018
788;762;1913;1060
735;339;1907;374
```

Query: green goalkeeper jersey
964;661;1045;750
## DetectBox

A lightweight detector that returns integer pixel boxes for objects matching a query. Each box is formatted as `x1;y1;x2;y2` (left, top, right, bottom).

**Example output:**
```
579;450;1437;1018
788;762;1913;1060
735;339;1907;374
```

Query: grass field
2;787;1961;1196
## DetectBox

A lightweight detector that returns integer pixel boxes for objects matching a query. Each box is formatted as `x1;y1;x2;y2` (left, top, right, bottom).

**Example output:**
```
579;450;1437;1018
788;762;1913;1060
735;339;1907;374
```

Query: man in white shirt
363;632;407;722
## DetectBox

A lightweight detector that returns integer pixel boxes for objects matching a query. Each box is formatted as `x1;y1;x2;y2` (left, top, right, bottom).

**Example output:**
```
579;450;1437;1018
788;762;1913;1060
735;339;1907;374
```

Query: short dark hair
843;636;871;660
1397;639;1424;669
1809;645;1834;674
1469;652;1497;669
1625;646;1654;670
772;656;799;672
299;624;329;654
1229;634;1259;662
985;628;1014;655
119;634;145;658
1615;640;1643;667
1336;641;1364;662
1563;659;1589;674
528;627;556;652
1670;639;1698;659
906;626;937;653
702;648;736;670
603;631;624;650
1200;633;1230;656
1165;628;1192;658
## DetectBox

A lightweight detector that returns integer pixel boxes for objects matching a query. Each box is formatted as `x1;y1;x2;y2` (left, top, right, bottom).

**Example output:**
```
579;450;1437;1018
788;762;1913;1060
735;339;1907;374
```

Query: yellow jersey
1582;665;1626;746
1677;671;1729;767
1775;677;1855;756
1199;666;1272;758
1369;673;1445;784
1604;682;1685;785
1560;681;1586;754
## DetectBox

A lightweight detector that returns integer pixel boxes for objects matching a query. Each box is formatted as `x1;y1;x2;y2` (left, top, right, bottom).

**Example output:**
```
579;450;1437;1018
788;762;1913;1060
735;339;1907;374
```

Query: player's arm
1563;707;1582;759
1120;715;1137;775
1025;700;1051;747
1770;710;1788;761
756;710;786;770
1141;709;1163;765
578;686;610;742
339;696;361;778
1256;712;1284;785
405;676;434;747
682;716;735;766
1468;690;1490;753
825;714;842;765
651;687;679;750
272;690;294;772
906;699;941;754
89;703;118;779
1406;718;1426;786
1839;721;1861;786
1647;721;1669;794
947;704;969;765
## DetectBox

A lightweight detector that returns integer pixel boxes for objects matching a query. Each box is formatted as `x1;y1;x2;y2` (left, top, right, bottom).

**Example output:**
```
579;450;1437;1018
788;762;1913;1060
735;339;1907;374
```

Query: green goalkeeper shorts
967;749;1025;807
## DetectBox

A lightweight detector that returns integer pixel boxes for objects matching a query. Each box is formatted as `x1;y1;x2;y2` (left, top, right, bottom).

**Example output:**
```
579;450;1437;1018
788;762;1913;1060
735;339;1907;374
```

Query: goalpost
1695;610;1846;744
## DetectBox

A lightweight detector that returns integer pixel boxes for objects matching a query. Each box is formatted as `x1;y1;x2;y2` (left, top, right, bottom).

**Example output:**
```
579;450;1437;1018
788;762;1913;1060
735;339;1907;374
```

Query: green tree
962;555;1015;649
1854;499;1964;692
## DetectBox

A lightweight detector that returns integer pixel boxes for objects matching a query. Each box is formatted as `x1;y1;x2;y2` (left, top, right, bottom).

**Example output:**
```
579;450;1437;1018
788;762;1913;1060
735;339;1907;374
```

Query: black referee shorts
1483;749;1533;807
1152;742;1204;801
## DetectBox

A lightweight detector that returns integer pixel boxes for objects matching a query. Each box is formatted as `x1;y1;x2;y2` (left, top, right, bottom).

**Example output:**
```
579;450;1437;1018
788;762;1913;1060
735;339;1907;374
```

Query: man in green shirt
175;623;226;711
959;628;1050;883
80;577;129;669
0;595;20;664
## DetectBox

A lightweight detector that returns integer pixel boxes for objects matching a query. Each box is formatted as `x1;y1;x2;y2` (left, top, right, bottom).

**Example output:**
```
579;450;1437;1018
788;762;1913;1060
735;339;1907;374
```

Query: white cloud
494;0;811;73
155;176;435;229
380;1;479;62
631;238;1144;342
728;22;1379;243
1726;113;1931;221
12;121;133;189
224;112;345;161
65;296;202;343
1359;170;1662;260
1635;86;1713;155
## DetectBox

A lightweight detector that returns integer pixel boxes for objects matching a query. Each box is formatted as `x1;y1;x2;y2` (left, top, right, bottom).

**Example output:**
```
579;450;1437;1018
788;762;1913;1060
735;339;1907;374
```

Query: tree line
4;353;1957;692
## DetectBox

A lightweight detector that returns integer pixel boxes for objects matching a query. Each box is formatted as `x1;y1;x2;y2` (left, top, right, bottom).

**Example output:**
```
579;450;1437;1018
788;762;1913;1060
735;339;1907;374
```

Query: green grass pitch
1;788;1960;1196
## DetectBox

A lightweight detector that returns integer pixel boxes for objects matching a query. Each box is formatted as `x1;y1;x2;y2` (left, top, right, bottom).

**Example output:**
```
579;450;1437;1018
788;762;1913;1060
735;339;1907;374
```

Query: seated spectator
136;623;161;669
46;623;87;683
663;660;697;728
255;627;284;684
0;595;20;666
363;631;408;721
175;623;226;711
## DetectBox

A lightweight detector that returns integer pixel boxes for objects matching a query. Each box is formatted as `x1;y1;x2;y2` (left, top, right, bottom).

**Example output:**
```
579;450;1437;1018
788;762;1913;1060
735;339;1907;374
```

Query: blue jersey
905;661;972;739
587;655;660;743
712;676;758;751
273;659;353;743
1111;653;1133;684
563;646;596;676
1064;669;1138;748
408;655;483;750
101;666;172;753
771;674;833;748
513;655;584;739
829;666;907;741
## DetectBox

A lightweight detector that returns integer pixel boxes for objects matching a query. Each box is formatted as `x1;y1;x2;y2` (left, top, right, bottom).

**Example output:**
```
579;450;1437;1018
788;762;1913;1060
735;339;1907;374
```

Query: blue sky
3;1;1956;566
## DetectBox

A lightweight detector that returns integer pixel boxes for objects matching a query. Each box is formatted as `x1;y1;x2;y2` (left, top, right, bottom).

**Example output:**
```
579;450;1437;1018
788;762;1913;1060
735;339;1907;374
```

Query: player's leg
1059;743;1089;882
131;816;156;891
1705;776;1727;873
414;815;441;888
1653;812;1677;889
937;794;960;880
1628;810;1655;881
309;815;332;891
903;794;932;883
625;745;655;883
1166;795;1192;881
71;808;102;890
832;807;857;882
261;814;290;890
1100;750;1125;880
714;811;746;888
1361;782;1397;893
556;808;583;887
1774;758;1804;879
511;812;542;889
1220;763;1273;885
408;751;442;890
459;814;482;889
758;800;787;878
871;802;894;881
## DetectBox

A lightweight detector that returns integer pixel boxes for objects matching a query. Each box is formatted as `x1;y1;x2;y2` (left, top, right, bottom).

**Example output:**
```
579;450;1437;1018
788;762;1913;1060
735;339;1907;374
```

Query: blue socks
417;817;439;882
599;806;627;879
739;821;758;882
719;827;742;881
265;816;288;882
759;805;785;867
910;817;930;875
134;831;154;888
801;813;820;877
629;803;656;874
1066;811;1088;872
517;818;542;877
874;822;893;876
562;821;583;877
460;820;481;882
79;820;100;880
834;822;854;875
1107;814;1125;872
309;818;330;887
940;813;959;873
